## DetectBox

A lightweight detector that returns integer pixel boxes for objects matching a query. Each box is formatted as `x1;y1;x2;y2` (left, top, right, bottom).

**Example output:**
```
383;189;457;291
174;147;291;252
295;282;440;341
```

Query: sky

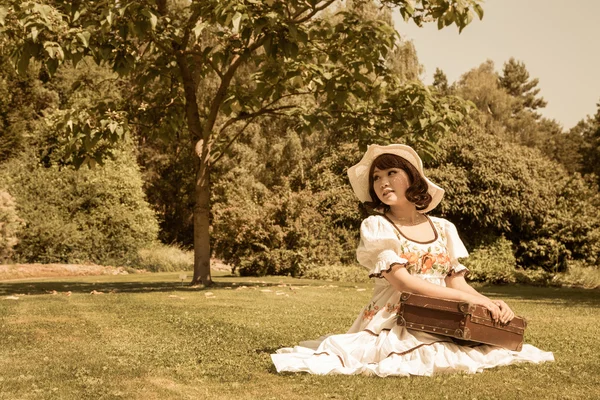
392;0;600;130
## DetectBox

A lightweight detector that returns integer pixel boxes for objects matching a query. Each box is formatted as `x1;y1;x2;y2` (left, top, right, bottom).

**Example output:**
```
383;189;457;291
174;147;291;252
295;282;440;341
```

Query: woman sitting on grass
271;144;554;376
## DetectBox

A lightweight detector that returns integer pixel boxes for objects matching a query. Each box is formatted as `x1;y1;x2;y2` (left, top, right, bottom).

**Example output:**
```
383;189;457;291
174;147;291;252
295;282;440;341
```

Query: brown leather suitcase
396;292;526;351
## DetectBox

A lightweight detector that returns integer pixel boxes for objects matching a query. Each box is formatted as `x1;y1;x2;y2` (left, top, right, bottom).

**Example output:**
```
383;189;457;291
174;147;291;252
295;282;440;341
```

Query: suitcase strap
398;318;471;339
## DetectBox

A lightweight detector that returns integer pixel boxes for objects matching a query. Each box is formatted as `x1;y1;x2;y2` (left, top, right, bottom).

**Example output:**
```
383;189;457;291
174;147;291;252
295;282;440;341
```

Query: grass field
0;271;598;400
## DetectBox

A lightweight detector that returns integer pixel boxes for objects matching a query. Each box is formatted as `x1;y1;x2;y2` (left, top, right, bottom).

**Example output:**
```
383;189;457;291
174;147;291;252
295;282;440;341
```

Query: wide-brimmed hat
347;144;444;213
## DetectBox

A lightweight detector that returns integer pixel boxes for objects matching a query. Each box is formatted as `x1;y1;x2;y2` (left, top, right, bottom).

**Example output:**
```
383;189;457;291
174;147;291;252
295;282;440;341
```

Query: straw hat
347;144;444;213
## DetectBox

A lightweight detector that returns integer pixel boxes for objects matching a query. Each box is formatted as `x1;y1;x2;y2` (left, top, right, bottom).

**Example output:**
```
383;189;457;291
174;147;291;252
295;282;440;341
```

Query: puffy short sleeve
356;216;408;278
444;219;470;276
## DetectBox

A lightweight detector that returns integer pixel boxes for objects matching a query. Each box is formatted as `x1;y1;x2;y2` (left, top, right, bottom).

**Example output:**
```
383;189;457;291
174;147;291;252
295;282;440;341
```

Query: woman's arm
383;265;502;322
445;273;515;324
445;273;487;299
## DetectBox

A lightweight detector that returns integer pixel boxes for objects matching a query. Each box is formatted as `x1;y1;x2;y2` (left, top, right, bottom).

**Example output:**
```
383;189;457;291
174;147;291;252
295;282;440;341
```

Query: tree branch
294;0;337;24
211;104;298;165
207;57;224;80
218;104;298;136
203;36;268;141
181;6;203;50
211;119;254;165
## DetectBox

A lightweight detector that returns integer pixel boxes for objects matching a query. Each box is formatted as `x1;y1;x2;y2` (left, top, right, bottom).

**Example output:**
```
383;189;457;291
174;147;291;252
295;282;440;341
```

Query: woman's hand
466;295;502;323
493;300;515;325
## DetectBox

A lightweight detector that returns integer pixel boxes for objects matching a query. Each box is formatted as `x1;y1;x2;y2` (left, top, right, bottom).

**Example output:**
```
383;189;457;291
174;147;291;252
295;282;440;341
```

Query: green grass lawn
0;272;598;400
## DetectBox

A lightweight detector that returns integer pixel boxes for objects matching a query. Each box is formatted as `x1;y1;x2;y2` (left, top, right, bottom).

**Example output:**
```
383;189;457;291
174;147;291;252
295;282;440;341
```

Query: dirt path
0;260;231;281
0;264;132;281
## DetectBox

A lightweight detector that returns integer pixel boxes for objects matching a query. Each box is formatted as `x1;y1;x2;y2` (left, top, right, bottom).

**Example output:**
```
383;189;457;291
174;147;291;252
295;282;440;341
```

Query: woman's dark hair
366;153;432;212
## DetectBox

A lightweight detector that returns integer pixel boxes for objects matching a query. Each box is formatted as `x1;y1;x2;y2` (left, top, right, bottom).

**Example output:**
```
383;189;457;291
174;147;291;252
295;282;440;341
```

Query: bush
303;264;371;283
136;244;193;272
212;176;357;276
427;125;600;272
552;260;600;289
0;147;159;265
211;138;367;277
462;236;517;284
0;190;24;262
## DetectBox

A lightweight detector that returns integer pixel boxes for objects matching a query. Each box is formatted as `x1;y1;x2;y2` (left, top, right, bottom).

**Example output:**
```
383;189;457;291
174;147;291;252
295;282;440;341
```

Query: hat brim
347;144;444;213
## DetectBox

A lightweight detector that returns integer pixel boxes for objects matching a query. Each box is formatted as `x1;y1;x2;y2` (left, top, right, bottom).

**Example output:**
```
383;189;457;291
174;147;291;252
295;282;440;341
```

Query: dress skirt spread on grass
271;216;555;376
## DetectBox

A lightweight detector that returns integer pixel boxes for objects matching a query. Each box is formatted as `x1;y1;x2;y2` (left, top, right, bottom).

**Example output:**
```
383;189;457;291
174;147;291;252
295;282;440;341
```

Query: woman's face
372;167;410;206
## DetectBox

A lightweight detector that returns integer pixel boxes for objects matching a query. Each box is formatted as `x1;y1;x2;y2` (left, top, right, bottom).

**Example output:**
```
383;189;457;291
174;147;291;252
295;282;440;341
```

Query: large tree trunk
176;51;213;285
191;145;212;285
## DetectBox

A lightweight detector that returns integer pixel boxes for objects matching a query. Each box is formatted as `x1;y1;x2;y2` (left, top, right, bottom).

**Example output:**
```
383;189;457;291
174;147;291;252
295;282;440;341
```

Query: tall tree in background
575;101;600;181
499;57;547;113
2;0;484;285
432;67;449;94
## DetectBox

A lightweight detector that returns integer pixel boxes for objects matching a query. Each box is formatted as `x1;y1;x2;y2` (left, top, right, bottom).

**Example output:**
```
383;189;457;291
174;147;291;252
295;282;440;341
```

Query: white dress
271;215;554;376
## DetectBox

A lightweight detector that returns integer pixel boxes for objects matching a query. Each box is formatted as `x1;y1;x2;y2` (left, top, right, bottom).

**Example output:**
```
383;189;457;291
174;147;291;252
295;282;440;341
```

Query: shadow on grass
0;279;298;296
2;278;598;308
479;284;600;308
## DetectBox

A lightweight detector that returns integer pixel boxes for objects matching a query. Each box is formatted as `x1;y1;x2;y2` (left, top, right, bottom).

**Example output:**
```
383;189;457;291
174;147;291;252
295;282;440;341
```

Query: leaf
231;12;242;34
193;20;207;38
77;32;91;48
34;4;54;24
474;4;484;19
31;27;39;42
0;6;7;26
17;52;30;75
465;10;473;26
142;9;158;30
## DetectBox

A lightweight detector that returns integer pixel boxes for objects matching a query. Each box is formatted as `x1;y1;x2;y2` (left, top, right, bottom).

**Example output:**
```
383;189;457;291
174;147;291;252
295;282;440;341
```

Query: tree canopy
1;0;485;284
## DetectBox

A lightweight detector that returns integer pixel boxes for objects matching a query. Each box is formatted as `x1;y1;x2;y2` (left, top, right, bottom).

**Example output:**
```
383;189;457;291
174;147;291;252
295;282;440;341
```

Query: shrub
136;244;193;272
462;236;517;284
427;125;600;272
552;260;600;289
0;190;24;262
303;264;371;283
0;147;159;265
212;176;357;276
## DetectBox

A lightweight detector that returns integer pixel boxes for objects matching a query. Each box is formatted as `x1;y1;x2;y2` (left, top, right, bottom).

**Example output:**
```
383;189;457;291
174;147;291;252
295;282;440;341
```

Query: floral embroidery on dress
385;302;400;313
363;303;380;320
394;219;452;277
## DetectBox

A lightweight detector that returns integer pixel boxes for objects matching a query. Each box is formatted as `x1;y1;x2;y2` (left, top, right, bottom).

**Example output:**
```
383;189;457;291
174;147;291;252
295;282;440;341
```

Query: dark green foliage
574;101;600;184
0;60;59;162
427;125;600;272
137;134;196;247
0;147;158;265
211;136;362;276
462;236;516;284
0;190;24;262
432;67;450;94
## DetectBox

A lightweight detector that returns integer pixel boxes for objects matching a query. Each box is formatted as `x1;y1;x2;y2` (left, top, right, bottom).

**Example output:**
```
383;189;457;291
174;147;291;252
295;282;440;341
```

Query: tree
432;67;449;94
499;57;547;113
1;0;484;285
574;100;600;181
455;60;515;125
